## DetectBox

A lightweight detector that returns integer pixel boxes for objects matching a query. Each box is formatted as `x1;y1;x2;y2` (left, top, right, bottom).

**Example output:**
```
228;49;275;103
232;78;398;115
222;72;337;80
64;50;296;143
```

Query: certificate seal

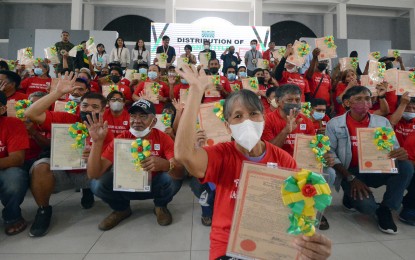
240;239;256;252
207;139;215;146
365;161;373;168
231;61;236;66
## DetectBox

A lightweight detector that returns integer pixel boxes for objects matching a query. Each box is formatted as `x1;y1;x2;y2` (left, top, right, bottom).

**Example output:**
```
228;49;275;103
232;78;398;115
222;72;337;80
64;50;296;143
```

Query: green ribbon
287;213;318;235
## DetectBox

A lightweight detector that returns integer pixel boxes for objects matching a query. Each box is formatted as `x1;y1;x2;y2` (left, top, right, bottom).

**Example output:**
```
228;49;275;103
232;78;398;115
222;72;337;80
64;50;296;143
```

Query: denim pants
90;170;182;211
189;177;215;217
341;160;414;215
0;167;29;223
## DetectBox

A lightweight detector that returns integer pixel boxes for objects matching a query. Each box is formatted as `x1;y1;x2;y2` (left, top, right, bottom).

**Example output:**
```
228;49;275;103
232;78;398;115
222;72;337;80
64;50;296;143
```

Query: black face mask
317;63;327;72
257;77;265;85
80;111;100;124
111;75;121;83
209;68;219;75
282;103;301;116
386;62;394;70
229;50;234;55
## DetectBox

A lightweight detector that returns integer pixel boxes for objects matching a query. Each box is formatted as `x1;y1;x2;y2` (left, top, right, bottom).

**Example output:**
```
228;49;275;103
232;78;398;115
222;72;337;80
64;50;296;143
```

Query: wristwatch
378;95;386;99
346;175;356;182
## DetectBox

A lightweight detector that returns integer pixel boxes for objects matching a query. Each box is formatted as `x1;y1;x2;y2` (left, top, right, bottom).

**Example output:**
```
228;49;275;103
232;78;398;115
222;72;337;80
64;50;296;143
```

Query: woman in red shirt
20;61;51;95
334;69;358;116
174;66;332;260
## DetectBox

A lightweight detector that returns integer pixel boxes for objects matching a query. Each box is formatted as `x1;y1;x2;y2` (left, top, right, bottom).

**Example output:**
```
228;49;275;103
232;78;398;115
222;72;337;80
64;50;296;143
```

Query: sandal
5;218;27;235
318;215;330;230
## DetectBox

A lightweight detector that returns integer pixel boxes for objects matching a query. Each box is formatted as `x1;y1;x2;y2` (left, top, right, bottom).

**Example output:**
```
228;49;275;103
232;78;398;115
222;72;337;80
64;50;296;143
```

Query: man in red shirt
172;77;190;100
103;91;130;136
0;70;28;102
85;99;184;231
310;98;330;134
306;48;333;111
132;64;170;113
225;67;242;92
389;93;415;146
204;59;231;103
173;66;332;260
262;41;277;70
24;72;114;237
262;84;315;156
0;91;30;235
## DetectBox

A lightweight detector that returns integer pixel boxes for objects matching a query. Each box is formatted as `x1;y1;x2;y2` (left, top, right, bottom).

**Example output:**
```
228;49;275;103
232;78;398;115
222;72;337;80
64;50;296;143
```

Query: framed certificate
241;78;259;93
113;138;151;192
368;60;384;88
53;100;67;112
176;57;189;69
198;102;231;146
293;134;323;173
338;57;356;72
397;70;415;97
50;124;87;170
144;82;160;104
199;52;209;68
315;36;337;60
6;99;16;117
227;162;298;260
154;114;167;132
357;128;397;174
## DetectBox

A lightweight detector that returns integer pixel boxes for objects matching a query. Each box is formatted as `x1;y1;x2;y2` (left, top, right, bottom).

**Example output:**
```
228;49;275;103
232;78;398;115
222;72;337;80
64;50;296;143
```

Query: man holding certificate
326;86;414;234
24;72;114;237
174;65;332;260
85;99;184;231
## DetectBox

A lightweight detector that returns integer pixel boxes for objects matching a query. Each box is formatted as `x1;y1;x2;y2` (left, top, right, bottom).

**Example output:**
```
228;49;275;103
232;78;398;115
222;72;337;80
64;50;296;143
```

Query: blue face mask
227;73;236;81
312;111;325;121
139;68;147;74
402;112;415;121
181;79;188;85
34;68;43;76
239;72;247;79
148;71;158;80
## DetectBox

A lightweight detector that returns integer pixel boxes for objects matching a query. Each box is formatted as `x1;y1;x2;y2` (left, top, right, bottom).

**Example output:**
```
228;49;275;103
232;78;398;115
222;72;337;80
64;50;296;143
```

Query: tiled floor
0;181;414;260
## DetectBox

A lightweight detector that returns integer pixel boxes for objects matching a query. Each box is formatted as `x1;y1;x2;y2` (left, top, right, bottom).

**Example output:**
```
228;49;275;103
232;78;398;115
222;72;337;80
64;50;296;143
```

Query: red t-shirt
262;109;315;155
228;80;242;92
403;132;415;161
371;91;397;114
393;118;415;146
26;125;51;161
258;84;270;112
103;108;130;136
278;71;310;102
0;116;30;159
120;78;130;87
262;49;276;68
20;77;51;95
102;129;174;177
133;80;170;114
346;113;370;168
201;141;297;260
306;71;332;106
90;81;101;94
116;83;133;102
7;91;28;102
312;114;330;133
334;82;347;116
203;75;232;103
173;83;190;100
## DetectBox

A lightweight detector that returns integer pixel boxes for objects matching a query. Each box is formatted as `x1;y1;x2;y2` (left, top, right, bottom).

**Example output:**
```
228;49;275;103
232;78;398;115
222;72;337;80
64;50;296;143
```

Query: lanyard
117;47;123;59
251;50;257;58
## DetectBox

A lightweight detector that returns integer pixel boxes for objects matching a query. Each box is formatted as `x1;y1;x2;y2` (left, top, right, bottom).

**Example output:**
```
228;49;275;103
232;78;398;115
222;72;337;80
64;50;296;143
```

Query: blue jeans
90;170;182;211
341;160;414;215
0;167;29;223
189;177;215;217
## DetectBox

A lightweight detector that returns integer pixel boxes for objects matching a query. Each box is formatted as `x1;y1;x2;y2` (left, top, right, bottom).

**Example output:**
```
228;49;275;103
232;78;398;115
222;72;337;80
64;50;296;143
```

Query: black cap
128;99;156;115
0;91;6;106
378;56;395;63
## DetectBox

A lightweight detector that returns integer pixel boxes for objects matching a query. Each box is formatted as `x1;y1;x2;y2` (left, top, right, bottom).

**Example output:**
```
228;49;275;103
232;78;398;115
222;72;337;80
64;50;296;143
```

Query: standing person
262;41;277;70
180;45;197;65
92;43;109;72
173;65;332;260
54;31;75;75
199;40;217;64
20;61;51;95
132;39;151;69
220;45;241;75
155;36;176;73
244;39;262;77
109;37;130;71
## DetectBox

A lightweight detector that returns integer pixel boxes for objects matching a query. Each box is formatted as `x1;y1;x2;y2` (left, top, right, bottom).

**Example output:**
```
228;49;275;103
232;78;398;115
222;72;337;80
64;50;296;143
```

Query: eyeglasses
130;114;149;121
109;98;124;102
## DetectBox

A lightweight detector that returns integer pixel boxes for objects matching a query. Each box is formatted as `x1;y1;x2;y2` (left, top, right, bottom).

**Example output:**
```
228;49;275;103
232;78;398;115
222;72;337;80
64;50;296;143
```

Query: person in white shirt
132;39;150;70
109;37;130;70
91;43;110;72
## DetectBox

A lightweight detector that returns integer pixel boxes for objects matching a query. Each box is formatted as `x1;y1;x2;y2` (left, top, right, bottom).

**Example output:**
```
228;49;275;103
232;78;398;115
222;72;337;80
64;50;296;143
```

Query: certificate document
241;78;259;93
176;57;189;69
6;100;16;117
53;101;67;112
293;134;323;173
286;40;308;68
227;162;298;260
315;37;337;60
204;76;221;98
144;82;160;104
199;52;209;68
50;124;87;170
357;128;397;174
257;58;269;70
179;88;189;104
360;75;379;97
113;138;151;192
198;103;231;146
102;84;112;99
154;114;167;132
397;70;415;97
156;54;167;68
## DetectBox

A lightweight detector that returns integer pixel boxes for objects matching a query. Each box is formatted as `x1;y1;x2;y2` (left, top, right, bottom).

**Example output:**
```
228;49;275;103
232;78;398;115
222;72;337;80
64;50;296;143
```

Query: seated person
326;86;414;234
265;86;278;114
310;98;330;135
86;99;184;230
0;70;28;102
237;66;247;80
0;91;30;235
388;92;415;146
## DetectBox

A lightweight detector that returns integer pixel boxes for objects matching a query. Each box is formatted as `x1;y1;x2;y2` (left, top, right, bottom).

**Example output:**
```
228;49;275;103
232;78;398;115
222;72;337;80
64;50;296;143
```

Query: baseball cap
0;91;6;106
378;56;395;63
128;99;156;115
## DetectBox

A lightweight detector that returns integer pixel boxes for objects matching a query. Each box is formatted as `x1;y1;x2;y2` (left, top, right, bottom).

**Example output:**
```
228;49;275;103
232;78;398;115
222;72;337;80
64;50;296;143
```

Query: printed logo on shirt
154;144;160;151
123;121;128;126
230;179;240;199
300;124;306;130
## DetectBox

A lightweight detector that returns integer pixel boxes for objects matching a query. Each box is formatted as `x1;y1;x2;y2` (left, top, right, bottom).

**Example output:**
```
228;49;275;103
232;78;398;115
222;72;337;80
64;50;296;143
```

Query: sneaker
342;195;357;212
154;207;172;226
98;208;132;231
81;188;95;209
29;206;52;237
376;206;398;234
399;208;415;226
201;216;212;226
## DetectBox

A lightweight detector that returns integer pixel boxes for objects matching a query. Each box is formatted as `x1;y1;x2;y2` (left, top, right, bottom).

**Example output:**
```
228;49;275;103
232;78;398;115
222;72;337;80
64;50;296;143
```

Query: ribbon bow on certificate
373;127;395;152
6;60;16;71
34;58;44;66
161;112;172;127
68;122;89;150
212;75;220;85
409;72;415;84
393;50;400;58
249;77;259;90
281;169;332;236
109;84;119;93
151;83;161;95
350;58;359;69
140;73;148;81
310;135;331;167
182;57;189;64
205;52;211;61
371;52;381;60
301;102;312;118
159;53;168;62
324;36;336;49
24;47;33;58
213;99;225;122
50;46;58;56
378;62;386;78
298;43;310;57
278;47;286;56
65;101;78;114
131;138;151;170
15;99;32;120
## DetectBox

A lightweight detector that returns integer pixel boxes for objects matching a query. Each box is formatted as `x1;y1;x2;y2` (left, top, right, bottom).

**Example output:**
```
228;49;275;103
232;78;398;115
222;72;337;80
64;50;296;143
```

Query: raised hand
175;65;210;95
84;113;108;143
138;91;152;101
172;98;184;111
284;108;302;133
400;92;411;106
55;71;77;95
284;44;293;58
376;82;387;97
312;48;321;59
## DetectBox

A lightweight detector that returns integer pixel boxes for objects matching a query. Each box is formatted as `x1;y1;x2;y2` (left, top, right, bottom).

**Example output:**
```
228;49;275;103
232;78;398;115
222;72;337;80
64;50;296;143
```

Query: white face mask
204;45;210;50
69;94;81;103
270;99;278;108
110;101;124;112
286;66;297;73
129;118;154;138
229;120;264;152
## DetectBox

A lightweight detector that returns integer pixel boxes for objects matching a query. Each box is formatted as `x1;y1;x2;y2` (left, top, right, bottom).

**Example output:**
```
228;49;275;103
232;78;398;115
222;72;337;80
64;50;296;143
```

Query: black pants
403;171;415;209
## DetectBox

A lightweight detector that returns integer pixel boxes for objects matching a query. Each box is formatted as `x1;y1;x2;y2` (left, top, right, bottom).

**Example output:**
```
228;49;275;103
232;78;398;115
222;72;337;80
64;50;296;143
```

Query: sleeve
101;139;115;163
161;83;170;98
6;119;29;153
103;54;109;67
261;114;276;141
173;85;180;100
125;49;130;65
220;53;226;60
109;49;115;62
162;133;175;160
91;54;97;65
122;87;132;101
304;79;311;94
133;82;145;96
146;51;151;65
39;111;78;132
171;47;176;56
156;46;162;54
102;131;115;151
404;134;415;161
222;78;232;93
306;118;316;134
20;77;30;92
132;49;137;61
199;144;225;184
325;120;341;165
274;57;286;81
211;51;216;60
244;52;249;59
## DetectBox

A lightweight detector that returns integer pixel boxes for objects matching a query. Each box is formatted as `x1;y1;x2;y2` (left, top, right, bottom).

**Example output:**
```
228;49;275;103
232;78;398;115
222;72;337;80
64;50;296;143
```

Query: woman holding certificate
174;65;332;260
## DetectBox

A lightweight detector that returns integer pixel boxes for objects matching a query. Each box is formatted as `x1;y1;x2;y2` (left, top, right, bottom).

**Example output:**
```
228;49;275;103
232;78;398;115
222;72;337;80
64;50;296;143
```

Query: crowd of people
1;30;415;260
